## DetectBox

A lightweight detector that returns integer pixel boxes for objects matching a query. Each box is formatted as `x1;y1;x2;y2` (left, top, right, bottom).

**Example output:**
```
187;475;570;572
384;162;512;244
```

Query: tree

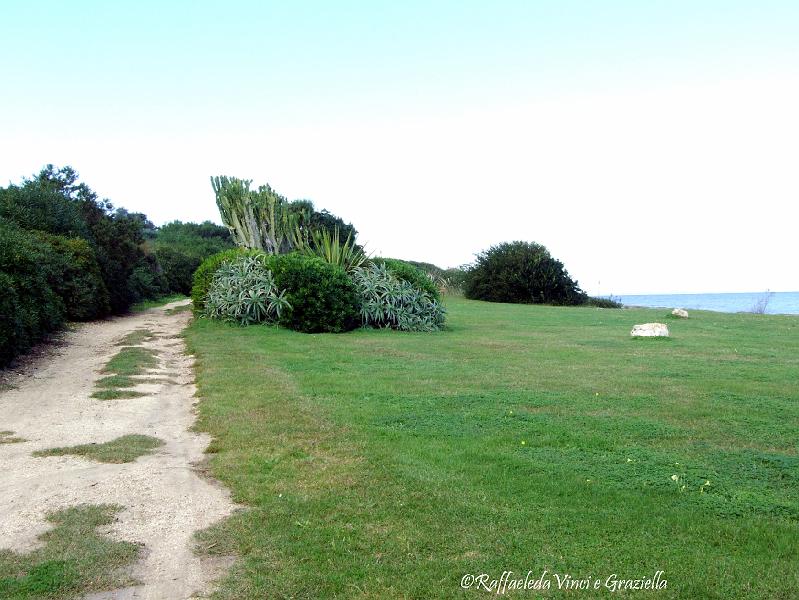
151;221;234;294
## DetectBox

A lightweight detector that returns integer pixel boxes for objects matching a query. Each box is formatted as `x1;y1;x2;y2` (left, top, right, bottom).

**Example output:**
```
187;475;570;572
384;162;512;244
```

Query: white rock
631;323;669;337
671;308;689;318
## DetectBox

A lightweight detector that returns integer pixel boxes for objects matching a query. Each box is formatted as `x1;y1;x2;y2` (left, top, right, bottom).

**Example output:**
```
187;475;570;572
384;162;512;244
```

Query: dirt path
0;300;236;599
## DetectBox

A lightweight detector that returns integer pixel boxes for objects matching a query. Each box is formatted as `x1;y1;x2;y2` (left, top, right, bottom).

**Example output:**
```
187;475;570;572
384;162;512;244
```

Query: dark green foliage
1;165;164;315
374;258;440;301
33;233;110;321
0;220;65;366
301;203;358;246
152;221;233;295
85;208;164;313
0;165;89;239
587;296;623;308
191;248;262;313
464;241;588;305
0;165;218;365
265;253;359;333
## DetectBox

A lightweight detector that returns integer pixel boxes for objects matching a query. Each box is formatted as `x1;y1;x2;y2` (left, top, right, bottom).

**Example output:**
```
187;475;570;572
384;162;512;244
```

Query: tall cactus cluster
211;176;301;254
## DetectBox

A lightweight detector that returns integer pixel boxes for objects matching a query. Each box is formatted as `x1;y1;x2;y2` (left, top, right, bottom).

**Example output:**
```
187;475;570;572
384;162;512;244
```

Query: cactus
211;176;300;254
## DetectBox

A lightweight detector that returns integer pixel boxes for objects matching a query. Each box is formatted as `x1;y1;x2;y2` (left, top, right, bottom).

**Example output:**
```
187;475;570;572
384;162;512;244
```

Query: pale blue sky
2;1;798;293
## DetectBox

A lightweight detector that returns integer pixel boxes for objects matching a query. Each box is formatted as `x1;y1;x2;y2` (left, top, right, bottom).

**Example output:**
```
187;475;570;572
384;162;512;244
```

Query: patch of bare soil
0;300;236;599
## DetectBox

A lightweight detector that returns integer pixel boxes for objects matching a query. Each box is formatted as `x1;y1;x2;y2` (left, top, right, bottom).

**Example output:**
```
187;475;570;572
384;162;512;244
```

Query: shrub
374;258;440;301
265;253;359;333
352;263;446;332
464;241;587;305
204;255;290;325
34;233;110;321
154;245;199;296
126;257;168;305
152;220;234;295
587;296;623;309
191;248;261;313
2;166;165;315
0;220;65;366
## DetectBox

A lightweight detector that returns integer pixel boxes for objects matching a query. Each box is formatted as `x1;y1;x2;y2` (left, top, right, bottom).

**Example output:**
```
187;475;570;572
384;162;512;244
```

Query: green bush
266;253;359;333
34;233;110;321
464;241;587;305
154;245;200;296
0;220;65;366
587;296;623;309
204;255;290;325
152;220;233;294
374;258;440;301
2;166;165;315
191;248;261;313
352;263;446;331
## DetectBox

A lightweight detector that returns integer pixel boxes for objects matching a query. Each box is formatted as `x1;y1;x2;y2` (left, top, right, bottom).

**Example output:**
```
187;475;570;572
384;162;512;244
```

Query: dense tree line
0;166;233;366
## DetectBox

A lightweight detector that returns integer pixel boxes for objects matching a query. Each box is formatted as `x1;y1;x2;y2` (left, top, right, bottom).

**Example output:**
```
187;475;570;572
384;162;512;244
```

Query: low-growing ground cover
0;505;140;599
186;298;799;598
34;435;164;464
91;333;160;400
0;430;24;444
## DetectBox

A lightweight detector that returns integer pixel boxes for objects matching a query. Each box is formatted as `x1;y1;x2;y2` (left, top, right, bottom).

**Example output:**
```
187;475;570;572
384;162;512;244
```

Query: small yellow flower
595;392;599;396
520;440;526;446
671;474;679;481
627;458;633;463
705;480;711;486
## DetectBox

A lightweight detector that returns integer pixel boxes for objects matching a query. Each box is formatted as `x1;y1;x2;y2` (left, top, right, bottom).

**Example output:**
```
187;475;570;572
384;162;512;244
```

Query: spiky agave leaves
293;226;368;273
352;263;445;332
203;255;291;325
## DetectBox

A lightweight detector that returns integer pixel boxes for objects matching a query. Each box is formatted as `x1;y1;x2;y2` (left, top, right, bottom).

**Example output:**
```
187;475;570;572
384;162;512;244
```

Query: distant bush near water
587;296;623;309
464;241;588;306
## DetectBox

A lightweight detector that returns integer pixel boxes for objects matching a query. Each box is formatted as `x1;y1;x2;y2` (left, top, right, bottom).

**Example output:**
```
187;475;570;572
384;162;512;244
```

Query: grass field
186;297;799;599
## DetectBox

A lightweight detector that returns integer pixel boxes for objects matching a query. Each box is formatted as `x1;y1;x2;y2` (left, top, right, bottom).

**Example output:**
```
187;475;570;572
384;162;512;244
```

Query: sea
615;291;799;315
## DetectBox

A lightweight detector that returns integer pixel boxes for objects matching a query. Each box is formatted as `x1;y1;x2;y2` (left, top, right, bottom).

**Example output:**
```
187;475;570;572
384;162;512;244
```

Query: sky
1;1;797;295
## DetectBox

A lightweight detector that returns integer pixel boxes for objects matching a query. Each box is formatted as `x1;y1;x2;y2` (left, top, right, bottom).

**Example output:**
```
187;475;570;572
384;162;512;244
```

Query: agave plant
203;255;290;325
351;263;445;332
292;226;368;273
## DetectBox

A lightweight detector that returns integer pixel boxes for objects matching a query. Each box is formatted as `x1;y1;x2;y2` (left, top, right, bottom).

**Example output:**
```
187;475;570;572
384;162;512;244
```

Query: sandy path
0;300;236;599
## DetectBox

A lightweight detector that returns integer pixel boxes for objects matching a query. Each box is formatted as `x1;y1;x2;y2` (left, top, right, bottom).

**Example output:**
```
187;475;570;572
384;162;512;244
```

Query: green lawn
186;297;799;599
